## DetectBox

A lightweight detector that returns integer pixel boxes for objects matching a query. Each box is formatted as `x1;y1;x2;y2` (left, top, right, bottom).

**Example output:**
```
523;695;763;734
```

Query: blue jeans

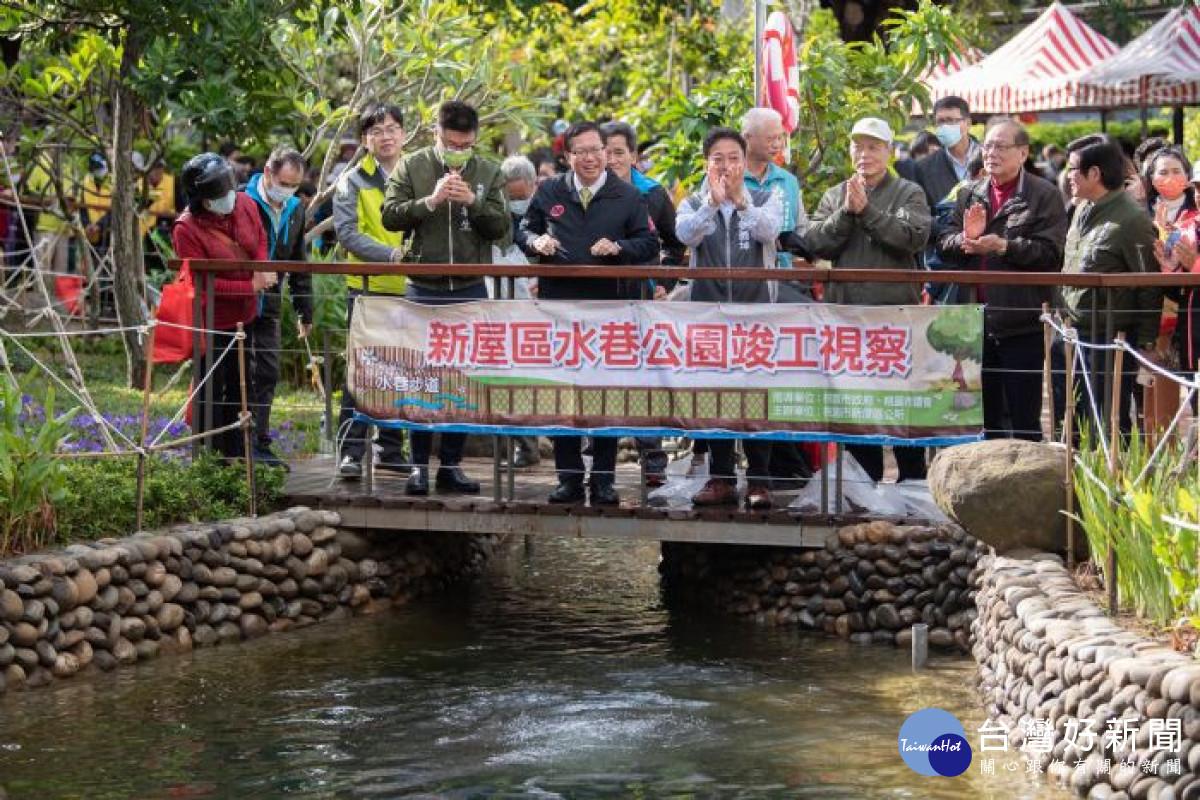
405;281;488;466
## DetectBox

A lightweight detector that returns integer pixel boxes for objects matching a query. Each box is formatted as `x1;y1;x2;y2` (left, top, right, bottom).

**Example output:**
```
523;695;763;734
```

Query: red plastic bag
153;261;203;364
54;275;84;315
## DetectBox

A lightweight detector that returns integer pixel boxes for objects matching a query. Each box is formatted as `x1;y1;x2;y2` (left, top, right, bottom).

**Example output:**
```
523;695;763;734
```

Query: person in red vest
173;153;275;460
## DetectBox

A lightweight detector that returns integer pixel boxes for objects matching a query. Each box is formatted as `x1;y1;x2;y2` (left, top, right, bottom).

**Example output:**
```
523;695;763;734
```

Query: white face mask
266;183;297;205
206;190;237;216
507;198;531;216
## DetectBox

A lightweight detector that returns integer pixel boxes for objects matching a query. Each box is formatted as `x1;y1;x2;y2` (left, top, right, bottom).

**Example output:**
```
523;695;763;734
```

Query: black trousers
405;282;488;467
195;324;254;459
846;443;927;483
248;309;279;448
708;439;772;485
554;436;618;487
339;289;407;465
982;331;1045;442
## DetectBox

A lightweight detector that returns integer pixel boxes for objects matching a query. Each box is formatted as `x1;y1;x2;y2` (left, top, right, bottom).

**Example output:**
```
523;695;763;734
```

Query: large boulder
928;440;1070;554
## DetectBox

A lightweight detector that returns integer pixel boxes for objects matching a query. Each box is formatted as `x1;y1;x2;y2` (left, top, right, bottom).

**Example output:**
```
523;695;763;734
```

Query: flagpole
753;0;765;106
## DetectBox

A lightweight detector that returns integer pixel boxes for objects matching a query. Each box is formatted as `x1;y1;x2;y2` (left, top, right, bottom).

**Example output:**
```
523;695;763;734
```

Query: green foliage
1072;426;1200;629
491;0;750;137
1025;117;1172;154
278;271;348;387
649;63;753;191
927;306;984;362
646;2;966;200
0;382;76;555
56;453;286;542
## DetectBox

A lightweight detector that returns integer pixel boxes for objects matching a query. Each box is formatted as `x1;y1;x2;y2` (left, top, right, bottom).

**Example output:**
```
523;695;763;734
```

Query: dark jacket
245;173;313;324
914;142;980;212
631;169;685;266
936;170;1067;338
516;170;659;300
1060;188;1161;345
381;146;509;291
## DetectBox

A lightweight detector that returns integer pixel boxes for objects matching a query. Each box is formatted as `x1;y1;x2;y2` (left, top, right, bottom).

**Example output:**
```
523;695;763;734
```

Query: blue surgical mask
935;123;963;150
507;198;531;216
206;190;237;216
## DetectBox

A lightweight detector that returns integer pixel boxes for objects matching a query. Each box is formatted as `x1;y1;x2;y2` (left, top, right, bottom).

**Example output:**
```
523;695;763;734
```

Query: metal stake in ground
135;324;156;531
1042;303;1054;442
236;322;257;517
1106;332;1126;615
1064;321;1076;569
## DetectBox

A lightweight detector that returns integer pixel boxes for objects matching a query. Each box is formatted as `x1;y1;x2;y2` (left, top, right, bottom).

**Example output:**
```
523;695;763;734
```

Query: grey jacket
676;187;782;303
804;173;931;306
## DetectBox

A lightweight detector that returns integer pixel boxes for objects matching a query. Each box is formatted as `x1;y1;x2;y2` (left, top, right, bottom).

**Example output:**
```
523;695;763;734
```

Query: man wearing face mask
914;97;979;213
244;147;314;469
173;153;276;460
382;100;510;496
496;154;541;469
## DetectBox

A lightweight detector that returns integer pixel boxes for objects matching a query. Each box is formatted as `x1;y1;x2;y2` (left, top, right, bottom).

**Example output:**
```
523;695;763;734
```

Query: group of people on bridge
164;95;1198;511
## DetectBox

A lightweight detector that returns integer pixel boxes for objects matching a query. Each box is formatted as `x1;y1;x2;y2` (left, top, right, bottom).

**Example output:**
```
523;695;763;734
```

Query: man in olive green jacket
381;102;509;293
805;118;931;307
379;101;509;496
803;117;932;483
1060;134;1160;436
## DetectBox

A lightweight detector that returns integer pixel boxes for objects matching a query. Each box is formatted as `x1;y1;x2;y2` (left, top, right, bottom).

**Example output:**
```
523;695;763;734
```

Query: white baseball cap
850;117;894;145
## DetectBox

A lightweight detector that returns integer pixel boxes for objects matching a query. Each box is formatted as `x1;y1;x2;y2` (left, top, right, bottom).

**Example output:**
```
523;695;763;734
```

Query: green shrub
55;453;286;542
0;382;76;555
1072;426;1200;629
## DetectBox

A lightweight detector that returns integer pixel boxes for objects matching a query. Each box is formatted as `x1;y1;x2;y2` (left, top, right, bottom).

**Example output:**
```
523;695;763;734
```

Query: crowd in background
6;93;1194;510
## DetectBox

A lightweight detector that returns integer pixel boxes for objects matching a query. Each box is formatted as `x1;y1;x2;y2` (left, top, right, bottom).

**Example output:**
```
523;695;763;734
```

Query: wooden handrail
168;258;1200;289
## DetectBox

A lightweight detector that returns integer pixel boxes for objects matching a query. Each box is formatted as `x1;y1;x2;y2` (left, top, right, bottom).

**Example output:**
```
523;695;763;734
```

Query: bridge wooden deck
283;456;936;548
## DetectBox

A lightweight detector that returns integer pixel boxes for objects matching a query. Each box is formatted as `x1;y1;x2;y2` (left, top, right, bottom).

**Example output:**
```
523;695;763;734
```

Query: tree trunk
112;28;148;389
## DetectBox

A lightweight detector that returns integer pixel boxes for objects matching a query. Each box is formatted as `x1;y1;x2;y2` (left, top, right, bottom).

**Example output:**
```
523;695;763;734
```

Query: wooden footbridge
282;454;922;548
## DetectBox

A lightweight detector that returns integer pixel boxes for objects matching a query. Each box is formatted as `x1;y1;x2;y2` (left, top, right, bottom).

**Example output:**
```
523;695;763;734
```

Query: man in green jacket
381;100;509;496
805;117;932;483
1061;134;1160;436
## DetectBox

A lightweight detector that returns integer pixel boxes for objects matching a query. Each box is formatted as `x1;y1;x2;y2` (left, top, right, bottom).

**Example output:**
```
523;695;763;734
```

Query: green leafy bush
55;454;286;542
1073;426;1200;629
0;382;76;555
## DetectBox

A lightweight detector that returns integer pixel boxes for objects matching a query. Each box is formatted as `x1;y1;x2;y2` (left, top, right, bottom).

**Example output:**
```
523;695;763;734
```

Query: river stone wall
660;520;984;651
975;552;1200;799
0;507;494;695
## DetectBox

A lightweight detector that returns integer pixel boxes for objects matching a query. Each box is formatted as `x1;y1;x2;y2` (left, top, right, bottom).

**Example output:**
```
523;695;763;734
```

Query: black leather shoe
405;467;429;496
590;482;620;507
548;482;585;503
435;466;480;495
375;456;412;476
338;455;362;480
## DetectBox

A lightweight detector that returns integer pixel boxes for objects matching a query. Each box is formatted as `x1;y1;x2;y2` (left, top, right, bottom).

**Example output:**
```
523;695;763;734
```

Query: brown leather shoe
692;478;738;506
746;482;773;510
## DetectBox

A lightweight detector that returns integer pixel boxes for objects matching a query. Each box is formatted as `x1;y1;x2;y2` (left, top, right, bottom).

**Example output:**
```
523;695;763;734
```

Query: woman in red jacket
173;153;275;460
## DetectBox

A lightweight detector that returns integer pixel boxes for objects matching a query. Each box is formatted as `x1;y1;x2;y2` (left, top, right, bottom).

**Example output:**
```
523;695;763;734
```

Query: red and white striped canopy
920;47;986;83
1085;6;1200;106
928;2;1125;113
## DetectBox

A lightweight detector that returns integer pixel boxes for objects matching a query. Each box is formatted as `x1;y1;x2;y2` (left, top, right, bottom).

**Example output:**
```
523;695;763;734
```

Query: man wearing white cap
805;116;932;483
